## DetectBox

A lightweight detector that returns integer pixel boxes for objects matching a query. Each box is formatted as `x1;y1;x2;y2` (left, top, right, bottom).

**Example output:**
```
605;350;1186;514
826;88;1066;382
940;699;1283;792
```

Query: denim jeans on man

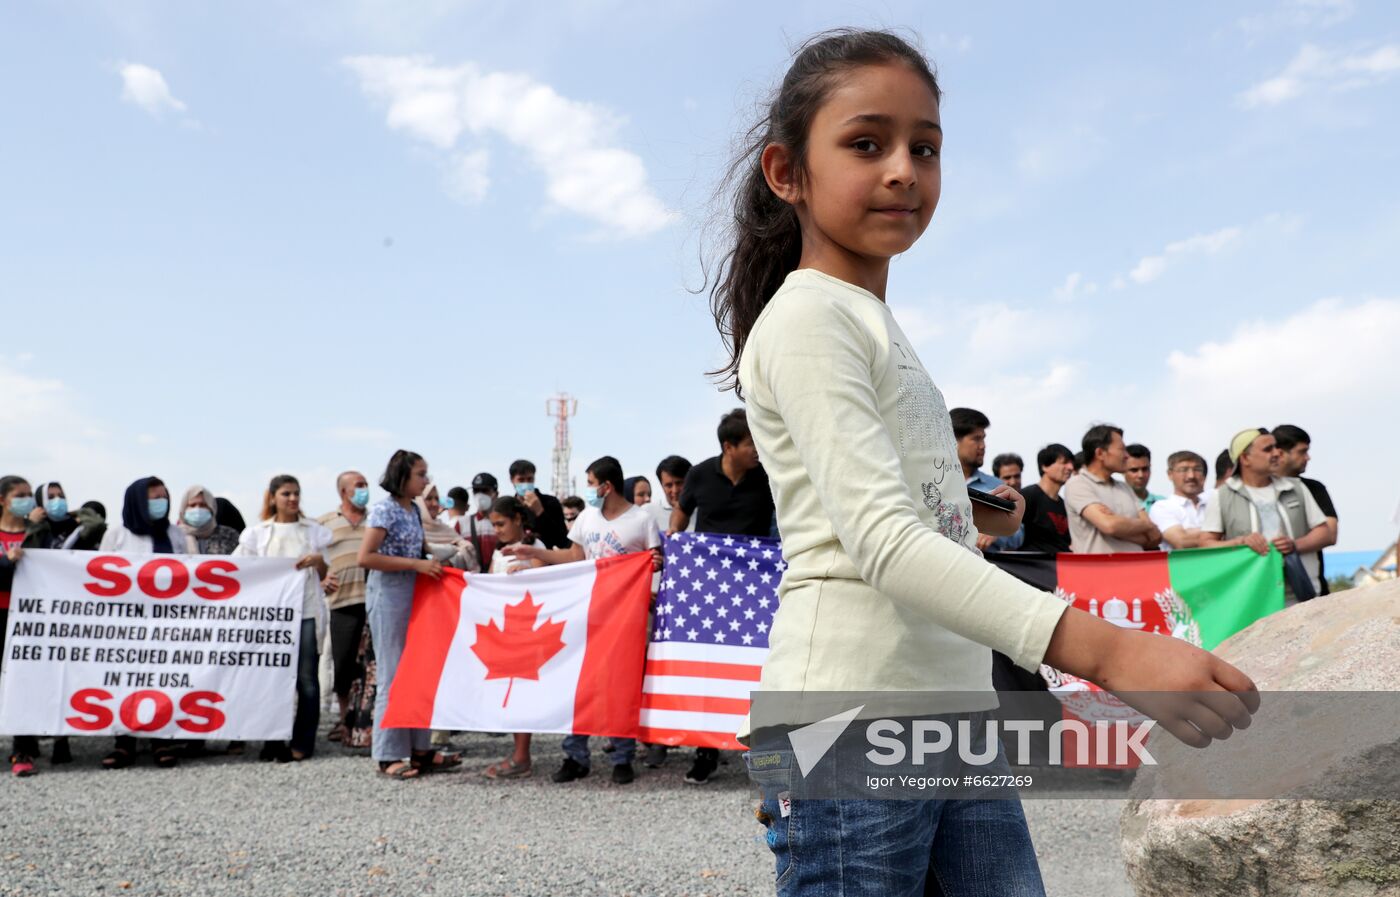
745;747;1046;896
562;734;635;768
367;570;431;761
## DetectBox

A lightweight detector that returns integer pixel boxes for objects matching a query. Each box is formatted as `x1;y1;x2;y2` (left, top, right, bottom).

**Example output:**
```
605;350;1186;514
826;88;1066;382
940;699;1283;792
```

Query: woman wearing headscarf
178;486;240;555
22;482;79;549
416;484;480;572
234;474;331;763
97;476;192;769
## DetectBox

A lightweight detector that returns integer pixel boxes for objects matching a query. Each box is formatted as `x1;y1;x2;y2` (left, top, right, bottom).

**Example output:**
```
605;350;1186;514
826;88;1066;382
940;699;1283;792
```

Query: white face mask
475;493;492;513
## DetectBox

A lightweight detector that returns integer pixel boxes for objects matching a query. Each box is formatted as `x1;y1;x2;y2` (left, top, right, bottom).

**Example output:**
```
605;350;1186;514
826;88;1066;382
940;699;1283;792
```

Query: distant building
1352;545;1398;588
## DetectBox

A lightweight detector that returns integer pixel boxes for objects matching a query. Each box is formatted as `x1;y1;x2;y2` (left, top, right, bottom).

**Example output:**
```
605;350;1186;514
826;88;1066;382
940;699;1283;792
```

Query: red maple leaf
470;592;566;707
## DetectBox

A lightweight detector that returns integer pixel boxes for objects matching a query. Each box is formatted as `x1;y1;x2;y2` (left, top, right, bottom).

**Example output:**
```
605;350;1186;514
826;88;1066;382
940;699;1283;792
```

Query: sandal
377;760;421;779
153;747;180;769
101;748;134;770
9;754;37;778
484;758;533;779
327;724;347;743
410;749;463;774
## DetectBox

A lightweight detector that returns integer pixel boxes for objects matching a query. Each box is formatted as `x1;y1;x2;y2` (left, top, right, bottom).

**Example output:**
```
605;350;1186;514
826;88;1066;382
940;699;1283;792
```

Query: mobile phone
967;487;1016;513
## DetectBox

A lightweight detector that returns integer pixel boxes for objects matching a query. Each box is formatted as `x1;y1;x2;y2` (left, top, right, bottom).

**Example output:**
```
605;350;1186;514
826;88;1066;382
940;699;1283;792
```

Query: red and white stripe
636;641;766;750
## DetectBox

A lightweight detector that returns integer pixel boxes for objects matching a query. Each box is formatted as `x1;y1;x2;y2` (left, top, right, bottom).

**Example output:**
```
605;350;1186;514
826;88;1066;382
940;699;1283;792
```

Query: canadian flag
381;552;653;737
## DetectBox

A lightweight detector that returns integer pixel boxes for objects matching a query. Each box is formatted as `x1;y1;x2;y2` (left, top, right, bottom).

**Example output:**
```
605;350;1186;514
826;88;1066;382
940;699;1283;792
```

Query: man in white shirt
1201;429;1330;602
502;455;660;786
1149;450;1211;551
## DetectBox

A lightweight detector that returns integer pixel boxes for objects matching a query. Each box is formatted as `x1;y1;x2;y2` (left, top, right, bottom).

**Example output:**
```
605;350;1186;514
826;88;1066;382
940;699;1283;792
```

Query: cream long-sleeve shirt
738;269;1069;729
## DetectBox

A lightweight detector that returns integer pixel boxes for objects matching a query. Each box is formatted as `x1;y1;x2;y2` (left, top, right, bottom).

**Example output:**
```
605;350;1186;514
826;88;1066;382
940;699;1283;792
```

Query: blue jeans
745;750;1046;897
562;734;635;767
367;570;431;762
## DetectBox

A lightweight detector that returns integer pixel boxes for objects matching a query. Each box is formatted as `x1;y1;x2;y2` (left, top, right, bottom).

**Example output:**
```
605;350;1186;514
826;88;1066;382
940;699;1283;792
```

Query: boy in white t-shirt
500;455;660;785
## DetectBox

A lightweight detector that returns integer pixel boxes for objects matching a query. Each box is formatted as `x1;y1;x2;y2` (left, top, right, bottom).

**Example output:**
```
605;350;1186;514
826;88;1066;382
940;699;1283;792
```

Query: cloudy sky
3;1;1397;552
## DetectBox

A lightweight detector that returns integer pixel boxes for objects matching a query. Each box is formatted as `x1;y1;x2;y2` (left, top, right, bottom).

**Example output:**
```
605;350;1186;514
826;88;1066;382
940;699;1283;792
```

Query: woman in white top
234;474;331;762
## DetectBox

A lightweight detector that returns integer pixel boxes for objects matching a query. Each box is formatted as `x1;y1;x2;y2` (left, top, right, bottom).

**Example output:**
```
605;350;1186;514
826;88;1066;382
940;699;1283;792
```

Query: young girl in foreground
713;30;1259;896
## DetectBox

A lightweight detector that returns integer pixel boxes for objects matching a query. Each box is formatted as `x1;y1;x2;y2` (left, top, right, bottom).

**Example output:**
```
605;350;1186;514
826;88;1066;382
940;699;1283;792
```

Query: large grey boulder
1120;579;1400;896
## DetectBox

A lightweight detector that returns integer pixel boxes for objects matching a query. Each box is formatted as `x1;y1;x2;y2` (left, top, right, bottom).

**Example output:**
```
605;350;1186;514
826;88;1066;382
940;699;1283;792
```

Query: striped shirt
317;508;369;609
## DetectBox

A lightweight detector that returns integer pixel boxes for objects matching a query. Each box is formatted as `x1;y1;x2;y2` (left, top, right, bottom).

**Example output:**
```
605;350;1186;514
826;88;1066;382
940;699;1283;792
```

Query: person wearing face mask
98;476;194;769
317;471;373;745
234;475;331;763
177;485;241;555
508;459;571;550
21;482;79;550
0;476;42;776
416;484;480;572
442;486;471;528
461;472;500;572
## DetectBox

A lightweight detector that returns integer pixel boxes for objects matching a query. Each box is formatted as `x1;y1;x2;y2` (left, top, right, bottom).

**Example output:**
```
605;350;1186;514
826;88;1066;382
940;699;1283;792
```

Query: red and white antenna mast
546;393;578;498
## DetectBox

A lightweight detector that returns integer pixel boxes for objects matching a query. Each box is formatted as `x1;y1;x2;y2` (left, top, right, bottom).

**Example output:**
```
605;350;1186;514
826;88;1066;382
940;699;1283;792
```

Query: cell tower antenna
546;393;579;498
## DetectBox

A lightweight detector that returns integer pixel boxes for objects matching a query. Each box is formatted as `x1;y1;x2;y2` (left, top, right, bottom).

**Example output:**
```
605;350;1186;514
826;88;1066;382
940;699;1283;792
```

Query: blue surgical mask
183;507;213;528
440;495;455;510
351;487;370;509
45;497;69;521
514;482;537;497
8;496;36;518
583;487;603;509
148;498;170;520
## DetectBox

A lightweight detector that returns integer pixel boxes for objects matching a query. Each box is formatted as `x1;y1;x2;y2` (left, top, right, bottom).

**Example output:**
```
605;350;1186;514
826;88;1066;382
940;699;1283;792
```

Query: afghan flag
381;552;653;737
989;546;1283;768
989;545;1284;650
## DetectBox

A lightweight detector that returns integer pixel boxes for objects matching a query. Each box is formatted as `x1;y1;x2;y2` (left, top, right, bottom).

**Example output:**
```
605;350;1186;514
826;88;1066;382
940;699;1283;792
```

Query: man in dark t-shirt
670;410;774;538
1020;443;1075;554
667;409;775;785
1273;425;1338;594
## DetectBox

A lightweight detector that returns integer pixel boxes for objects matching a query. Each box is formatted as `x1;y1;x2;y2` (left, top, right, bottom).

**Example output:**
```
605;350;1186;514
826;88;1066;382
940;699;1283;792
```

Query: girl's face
405;460;430;500
147;484;169;502
187;494;209;510
274;483;301;517
633;480;652;505
768;63;941;277
489;511;524;544
45;484;65;501
423;487;441;518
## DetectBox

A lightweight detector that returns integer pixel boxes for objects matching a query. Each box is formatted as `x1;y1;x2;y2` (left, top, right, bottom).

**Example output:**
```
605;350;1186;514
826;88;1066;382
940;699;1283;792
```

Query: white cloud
136;434;158;446
1166;297;1400;401
118;63;187;117
344;55;676;237
1239;43;1400;108
1053;272;1082;300
1128;225;1242;284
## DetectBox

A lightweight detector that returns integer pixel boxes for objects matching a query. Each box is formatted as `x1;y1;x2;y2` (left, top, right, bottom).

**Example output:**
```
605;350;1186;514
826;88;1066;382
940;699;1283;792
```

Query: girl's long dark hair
704;29;940;395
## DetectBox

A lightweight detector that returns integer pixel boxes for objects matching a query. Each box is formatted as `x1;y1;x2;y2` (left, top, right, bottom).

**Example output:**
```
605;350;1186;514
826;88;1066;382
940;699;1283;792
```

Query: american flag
637;531;784;750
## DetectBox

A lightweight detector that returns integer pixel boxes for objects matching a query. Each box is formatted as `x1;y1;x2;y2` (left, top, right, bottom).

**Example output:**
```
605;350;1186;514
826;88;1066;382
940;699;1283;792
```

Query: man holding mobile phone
508;459;571;549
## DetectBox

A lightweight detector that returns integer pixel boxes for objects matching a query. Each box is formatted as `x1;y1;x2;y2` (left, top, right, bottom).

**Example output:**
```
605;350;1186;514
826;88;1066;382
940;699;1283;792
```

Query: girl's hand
1093;628;1259;749
988;484;1025;527
5;544;22;563
295;554;321;570
415;558;444;580
28;506;46;524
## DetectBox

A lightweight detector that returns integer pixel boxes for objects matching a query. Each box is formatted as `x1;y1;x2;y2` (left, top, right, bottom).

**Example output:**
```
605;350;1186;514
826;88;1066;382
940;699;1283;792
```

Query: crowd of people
0;407;1337;783
0;410;777;784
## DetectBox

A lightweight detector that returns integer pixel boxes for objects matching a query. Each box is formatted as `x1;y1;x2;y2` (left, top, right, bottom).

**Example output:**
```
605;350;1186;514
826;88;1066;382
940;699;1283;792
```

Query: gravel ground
1;734;1131;896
